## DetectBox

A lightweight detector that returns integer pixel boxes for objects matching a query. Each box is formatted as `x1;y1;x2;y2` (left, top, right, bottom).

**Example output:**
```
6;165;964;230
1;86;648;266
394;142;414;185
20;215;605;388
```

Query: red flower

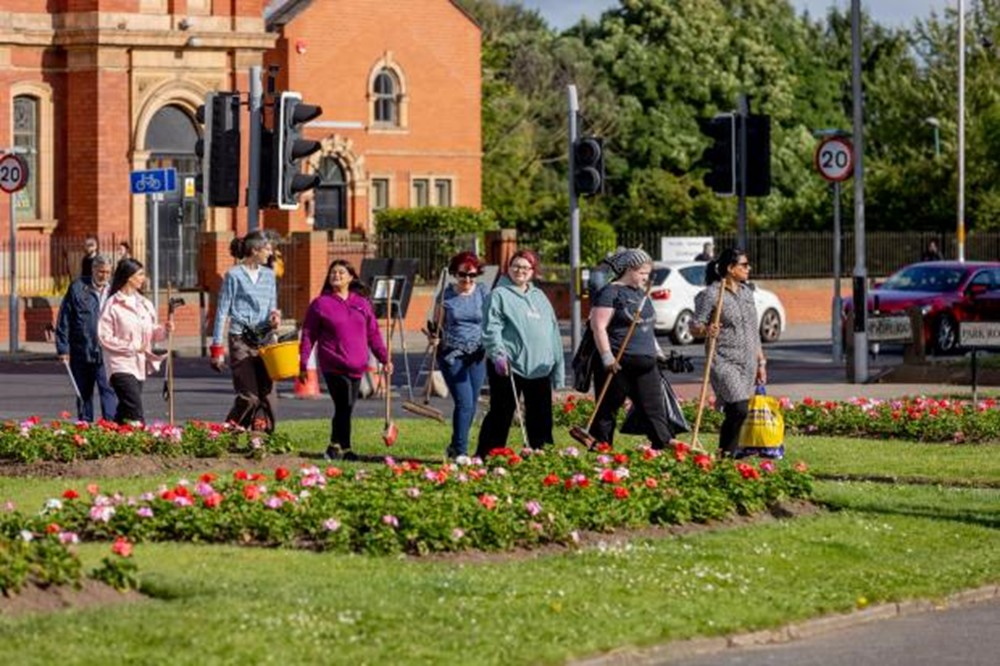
595;442;612;452
46;523;61;534
644;477;658;489
243;485;261;501
488;447;514;458
736;463;760;480
600;469;620;484
613;486;630;500
111;536;133;558
478;494;497;510
613;453;629;464
542;473;561;487
275;467;290;481
203;493;223;508
60;411;71;419
507;454;522;466
62;489;79;500
86;483;99;495
693;454;713;471
325;466;343;478
562;401;576;414
794;461;809;473
199;473;217;483
234;469;250;481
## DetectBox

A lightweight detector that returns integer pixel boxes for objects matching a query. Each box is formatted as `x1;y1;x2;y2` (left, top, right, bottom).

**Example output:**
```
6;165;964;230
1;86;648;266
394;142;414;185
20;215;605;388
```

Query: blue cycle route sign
130;168;177;195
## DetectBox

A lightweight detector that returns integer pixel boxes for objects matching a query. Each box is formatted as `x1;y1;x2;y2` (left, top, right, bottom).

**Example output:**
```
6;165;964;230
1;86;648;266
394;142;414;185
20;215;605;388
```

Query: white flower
20;530;33;542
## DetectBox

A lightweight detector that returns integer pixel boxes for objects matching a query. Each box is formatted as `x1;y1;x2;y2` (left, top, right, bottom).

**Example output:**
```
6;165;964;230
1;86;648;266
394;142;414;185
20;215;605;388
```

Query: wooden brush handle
691;281;727;445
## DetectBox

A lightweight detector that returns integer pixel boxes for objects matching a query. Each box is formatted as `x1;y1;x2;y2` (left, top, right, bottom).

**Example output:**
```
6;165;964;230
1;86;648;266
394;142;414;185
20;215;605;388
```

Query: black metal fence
616;230;1000;279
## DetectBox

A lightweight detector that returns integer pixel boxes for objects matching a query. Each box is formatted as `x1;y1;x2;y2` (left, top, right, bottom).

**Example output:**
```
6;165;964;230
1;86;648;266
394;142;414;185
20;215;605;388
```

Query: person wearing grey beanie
588;248;676;449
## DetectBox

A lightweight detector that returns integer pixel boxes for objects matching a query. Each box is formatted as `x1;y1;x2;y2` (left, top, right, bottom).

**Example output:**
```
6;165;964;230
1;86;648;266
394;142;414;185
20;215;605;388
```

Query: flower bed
5;443;812;556
555;394;1000;443
0;530;138;596
0;417;293;463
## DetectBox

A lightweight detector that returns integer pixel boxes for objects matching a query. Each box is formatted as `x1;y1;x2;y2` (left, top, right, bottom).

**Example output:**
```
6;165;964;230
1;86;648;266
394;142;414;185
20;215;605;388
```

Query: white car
648;261;786;345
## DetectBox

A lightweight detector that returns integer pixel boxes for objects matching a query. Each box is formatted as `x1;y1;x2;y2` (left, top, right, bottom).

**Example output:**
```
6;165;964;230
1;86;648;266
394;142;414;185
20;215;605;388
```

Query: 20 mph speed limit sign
814;137;854;182
0;154;28;194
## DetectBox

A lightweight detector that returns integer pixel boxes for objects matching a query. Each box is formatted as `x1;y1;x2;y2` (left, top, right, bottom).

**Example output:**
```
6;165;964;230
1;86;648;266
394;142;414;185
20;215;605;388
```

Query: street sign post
959;322;1000;402
1;152;29;354
131;168;178;316
815;135;854;365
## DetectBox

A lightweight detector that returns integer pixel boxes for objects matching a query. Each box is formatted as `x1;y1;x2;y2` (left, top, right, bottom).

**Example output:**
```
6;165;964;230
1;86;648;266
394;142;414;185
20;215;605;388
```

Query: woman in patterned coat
691;248;767;457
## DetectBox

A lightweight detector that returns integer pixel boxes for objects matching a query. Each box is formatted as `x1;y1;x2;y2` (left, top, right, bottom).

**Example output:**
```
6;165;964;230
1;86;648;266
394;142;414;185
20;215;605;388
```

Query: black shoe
325;445;343;461
341;450;358;462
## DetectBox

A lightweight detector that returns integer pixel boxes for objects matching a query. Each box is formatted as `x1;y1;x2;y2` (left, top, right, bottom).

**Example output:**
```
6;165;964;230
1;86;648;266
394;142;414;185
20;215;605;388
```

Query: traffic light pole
247;66;263;231
736;94;749;249
567;85;582;353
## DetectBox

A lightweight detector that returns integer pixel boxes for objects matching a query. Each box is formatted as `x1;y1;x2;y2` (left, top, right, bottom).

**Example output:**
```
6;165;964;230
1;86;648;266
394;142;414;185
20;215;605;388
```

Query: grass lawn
0;420;997;665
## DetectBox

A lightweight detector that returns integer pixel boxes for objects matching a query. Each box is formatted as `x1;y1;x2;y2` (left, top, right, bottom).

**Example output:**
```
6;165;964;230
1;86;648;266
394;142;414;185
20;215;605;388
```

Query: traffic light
275;91;323;210
698;113;735;196
194;91;241;207
573;136;605;197
744;114;771;197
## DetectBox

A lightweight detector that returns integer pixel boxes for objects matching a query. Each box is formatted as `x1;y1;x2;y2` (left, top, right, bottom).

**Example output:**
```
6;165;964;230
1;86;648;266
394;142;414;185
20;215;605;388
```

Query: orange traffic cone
293;347;321;399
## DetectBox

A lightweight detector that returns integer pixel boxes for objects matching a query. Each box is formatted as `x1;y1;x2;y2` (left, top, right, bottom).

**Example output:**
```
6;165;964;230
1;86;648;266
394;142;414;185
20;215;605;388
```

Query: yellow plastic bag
738;389;784;450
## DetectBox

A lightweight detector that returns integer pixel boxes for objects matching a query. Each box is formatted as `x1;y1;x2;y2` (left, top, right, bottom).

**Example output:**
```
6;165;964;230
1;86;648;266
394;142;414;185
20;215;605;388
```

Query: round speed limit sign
0;154;28;194
814;137;854;182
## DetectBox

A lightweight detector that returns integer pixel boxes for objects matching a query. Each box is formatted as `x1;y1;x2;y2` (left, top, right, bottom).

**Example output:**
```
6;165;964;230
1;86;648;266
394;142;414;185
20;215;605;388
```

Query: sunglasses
456;271;479;279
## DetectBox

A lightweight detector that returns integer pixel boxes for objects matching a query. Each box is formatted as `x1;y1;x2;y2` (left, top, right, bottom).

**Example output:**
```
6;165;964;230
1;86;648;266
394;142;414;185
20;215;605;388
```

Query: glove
600;349;621;374
493;355;509;377
210;343;226;373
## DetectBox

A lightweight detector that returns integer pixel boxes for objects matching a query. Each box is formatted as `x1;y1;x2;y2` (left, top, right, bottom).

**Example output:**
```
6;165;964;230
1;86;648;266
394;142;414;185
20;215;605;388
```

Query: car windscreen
880;265;966;293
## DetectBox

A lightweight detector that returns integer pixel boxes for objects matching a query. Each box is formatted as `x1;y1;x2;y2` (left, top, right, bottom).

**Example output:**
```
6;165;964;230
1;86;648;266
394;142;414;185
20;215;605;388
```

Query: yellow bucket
260;340;301;381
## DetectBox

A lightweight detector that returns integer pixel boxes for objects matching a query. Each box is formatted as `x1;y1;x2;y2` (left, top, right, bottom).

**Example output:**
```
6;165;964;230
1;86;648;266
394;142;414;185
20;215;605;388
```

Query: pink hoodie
98;292;167;381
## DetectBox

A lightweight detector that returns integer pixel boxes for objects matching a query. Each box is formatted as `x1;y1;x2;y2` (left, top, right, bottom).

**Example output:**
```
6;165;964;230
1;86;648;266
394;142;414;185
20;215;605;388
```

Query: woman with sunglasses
690;248;766;458
477;249;564;457
428;251;489;459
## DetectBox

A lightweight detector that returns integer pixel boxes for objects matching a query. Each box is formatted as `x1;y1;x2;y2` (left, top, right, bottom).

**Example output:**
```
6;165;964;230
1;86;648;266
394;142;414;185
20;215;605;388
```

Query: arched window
315;157;347;230
13;96;38;221
373;68;399;126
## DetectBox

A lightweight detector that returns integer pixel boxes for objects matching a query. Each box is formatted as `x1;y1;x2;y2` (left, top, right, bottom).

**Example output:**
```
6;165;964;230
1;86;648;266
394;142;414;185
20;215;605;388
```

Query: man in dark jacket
56;254;117;421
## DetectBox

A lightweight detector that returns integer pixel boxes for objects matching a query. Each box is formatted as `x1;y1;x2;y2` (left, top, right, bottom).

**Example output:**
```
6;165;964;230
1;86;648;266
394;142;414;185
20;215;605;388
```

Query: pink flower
111;536;133;558
406;487;422;499
323;518;342;532
451;528;465;541
136;506;154;518
382;514;399;528
478;494;497;510
524;500;542;517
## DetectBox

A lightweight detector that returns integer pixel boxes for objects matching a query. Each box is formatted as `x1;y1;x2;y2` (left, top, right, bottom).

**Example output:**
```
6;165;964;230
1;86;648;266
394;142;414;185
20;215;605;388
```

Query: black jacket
55;277;105;364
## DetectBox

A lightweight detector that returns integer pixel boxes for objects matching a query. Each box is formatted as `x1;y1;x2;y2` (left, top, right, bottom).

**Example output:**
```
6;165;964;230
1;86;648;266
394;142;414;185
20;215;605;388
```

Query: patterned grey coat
694;281;760;404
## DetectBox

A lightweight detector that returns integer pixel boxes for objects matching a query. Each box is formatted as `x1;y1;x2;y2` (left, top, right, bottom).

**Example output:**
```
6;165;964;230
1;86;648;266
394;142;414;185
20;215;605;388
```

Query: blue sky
515;1;951;31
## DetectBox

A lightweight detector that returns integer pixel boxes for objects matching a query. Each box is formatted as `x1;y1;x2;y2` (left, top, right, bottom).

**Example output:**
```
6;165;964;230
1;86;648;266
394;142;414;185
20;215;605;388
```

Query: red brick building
0;0;481;339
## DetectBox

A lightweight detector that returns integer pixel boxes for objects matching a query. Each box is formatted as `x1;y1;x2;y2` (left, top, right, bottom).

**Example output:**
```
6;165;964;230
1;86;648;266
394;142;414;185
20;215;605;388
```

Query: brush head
382;421;399;447
568;426;597;449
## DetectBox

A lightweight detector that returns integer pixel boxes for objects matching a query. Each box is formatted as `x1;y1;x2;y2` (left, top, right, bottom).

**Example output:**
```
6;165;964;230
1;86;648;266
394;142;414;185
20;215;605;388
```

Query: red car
844;261;1000;354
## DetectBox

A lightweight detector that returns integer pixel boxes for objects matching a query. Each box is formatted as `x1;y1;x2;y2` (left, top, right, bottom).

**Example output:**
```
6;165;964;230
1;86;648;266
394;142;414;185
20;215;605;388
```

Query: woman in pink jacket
299;259;391;461
97;258;173;424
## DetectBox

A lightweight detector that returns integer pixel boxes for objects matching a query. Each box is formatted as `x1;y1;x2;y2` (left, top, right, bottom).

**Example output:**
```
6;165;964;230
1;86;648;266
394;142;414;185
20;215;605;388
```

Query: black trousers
69;357;117;422
323;373;361;451
476;363;553;457
226;335;275;429
109;373;144;424
718;399;750;457
590;355;674;449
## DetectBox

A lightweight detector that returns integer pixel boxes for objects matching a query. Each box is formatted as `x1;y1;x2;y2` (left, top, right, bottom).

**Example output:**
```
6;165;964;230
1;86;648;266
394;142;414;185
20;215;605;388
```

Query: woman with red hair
476;249;564;457
429;251;489;459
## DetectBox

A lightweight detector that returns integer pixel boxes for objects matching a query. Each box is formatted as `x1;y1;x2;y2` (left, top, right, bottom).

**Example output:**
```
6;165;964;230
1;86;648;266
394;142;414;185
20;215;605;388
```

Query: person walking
588;248;676;449
690;248;766;458
97;258;173;424
694;241;715;262
55;254;117;422
210;231;281;431
476;249;565;457
299;259;391;461
80;236;99;278
429;251;489;459
921;240;943;262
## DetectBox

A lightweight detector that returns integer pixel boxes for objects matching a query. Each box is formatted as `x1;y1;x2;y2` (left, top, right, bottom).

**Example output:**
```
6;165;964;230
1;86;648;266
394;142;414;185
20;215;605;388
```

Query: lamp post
925;116;941;158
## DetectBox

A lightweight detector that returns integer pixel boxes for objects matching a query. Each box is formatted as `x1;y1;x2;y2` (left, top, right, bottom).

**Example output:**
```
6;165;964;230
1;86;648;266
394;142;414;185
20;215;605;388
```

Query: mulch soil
0;453;822;618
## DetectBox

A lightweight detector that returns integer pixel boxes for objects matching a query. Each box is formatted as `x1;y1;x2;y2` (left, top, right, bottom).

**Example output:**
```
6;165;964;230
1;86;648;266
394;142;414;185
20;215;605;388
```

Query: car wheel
759;308;782;344
671;310;695;345
934;314;959;354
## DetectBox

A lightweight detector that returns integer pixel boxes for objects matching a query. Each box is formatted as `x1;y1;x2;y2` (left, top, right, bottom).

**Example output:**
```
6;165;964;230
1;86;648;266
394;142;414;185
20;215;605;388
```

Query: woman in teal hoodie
476;249;564;457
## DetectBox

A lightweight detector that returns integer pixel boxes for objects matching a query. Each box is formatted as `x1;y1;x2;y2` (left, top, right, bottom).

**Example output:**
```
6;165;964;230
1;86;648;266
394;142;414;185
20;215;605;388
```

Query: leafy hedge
0;530;138;595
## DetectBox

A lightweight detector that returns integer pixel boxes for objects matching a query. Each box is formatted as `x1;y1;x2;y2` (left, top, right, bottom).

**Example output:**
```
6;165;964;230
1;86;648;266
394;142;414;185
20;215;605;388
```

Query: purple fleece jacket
299;291;388;378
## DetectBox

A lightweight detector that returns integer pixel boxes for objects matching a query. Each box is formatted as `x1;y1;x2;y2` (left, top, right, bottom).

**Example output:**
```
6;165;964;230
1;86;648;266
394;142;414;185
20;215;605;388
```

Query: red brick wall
264;0;482;234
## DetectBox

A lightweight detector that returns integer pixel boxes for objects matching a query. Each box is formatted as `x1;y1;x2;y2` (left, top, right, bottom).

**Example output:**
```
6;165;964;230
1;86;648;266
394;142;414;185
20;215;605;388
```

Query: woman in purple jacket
299;259;392;461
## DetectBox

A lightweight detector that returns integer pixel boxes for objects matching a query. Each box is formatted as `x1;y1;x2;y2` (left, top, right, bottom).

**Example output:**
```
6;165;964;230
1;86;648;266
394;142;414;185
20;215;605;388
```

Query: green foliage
0;417;292;464
374;206;498;234
536;217;619;265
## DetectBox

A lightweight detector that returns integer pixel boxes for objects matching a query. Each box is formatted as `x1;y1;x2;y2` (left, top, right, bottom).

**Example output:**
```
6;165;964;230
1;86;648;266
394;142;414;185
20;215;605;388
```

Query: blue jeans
438;350;486;457
70;358;117;422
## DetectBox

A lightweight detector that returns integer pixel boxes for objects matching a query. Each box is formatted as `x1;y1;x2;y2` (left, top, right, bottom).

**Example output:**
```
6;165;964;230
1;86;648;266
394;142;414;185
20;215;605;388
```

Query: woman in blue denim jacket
429;252;489;459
